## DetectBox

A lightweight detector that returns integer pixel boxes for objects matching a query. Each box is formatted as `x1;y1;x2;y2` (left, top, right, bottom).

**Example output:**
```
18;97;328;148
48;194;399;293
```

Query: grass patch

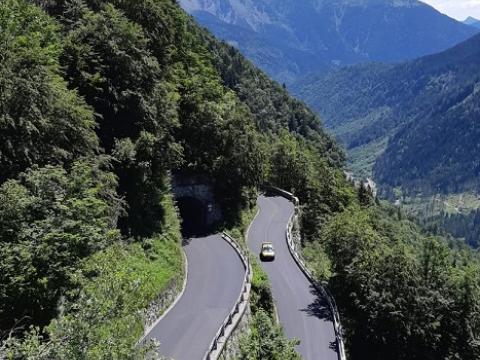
249;256;274;316
347;137;388;179
54;195;184;358
399;192;480;217
66;233;183;357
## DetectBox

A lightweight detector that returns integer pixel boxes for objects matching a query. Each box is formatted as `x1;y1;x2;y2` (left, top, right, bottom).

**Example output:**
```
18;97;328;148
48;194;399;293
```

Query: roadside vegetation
248;91;480;359
290;178;480;359
266;124;480;359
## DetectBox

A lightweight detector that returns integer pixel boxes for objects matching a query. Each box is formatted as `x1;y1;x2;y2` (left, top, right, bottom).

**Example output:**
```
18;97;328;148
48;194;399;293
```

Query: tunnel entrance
177;197;208;237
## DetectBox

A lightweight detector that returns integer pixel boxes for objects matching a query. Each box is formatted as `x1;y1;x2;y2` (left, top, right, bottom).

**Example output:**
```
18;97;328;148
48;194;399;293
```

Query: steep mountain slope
293;33;480;198
179;0;478;83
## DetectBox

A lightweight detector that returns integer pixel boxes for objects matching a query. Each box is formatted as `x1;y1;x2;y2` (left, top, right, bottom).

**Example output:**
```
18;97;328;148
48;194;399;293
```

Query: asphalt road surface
248;195;338;360
144;234;245;360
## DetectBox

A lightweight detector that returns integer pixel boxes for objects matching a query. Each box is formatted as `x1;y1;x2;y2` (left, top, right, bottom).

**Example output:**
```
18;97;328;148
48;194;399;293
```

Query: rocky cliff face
179;0;478;83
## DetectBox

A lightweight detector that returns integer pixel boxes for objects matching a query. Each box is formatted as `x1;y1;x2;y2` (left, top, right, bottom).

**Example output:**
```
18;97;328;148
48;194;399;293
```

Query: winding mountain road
248;195;338;360
144;194;338;360
144;234;245;360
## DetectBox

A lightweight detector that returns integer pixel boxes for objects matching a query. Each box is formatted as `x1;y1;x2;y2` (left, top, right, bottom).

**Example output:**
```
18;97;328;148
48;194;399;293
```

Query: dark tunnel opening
177;197;208;237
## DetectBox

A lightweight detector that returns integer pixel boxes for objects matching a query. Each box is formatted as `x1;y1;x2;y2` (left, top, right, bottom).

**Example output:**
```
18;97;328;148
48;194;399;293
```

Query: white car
260;242;275;261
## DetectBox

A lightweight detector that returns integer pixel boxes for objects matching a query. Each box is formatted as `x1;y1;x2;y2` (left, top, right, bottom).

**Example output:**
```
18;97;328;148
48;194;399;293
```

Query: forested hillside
294;33;480;196
293;32;480;250
180;0;478;84
1;1;480;360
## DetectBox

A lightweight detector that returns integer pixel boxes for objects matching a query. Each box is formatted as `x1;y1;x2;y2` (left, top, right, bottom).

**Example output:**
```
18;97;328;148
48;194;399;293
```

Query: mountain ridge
463;16;480;29
180;0;478;83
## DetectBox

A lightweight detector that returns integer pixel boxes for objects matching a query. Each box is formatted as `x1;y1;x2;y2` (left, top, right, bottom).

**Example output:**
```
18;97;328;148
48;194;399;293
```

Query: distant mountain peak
180;0;274;31
180;0;478;84
463;16;480;29
464;16;480;24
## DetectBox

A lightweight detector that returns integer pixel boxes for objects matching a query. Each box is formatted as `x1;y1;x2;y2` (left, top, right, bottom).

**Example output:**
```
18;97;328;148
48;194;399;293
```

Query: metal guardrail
203;232;252;360
267;186;347;360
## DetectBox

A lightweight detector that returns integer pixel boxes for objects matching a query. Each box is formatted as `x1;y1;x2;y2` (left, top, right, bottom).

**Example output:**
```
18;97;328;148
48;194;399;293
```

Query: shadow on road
301;285;339;354
300;285;334;322
182;235;214;246
330;339;338;352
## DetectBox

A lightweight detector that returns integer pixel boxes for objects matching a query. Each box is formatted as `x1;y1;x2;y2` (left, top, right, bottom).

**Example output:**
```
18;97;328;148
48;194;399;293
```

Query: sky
422;0;480;21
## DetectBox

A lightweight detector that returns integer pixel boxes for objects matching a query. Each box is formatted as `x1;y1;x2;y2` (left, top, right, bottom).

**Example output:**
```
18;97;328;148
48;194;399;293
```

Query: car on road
260;242;275;261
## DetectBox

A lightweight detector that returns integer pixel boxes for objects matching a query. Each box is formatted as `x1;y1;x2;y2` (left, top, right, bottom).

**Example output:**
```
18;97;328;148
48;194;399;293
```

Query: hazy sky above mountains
422;0;480;20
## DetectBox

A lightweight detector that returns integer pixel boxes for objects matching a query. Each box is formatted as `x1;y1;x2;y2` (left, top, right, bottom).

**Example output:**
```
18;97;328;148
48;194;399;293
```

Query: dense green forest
304;198;480;360
437;210;480;248
1;0;480;359
394;193;480;249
